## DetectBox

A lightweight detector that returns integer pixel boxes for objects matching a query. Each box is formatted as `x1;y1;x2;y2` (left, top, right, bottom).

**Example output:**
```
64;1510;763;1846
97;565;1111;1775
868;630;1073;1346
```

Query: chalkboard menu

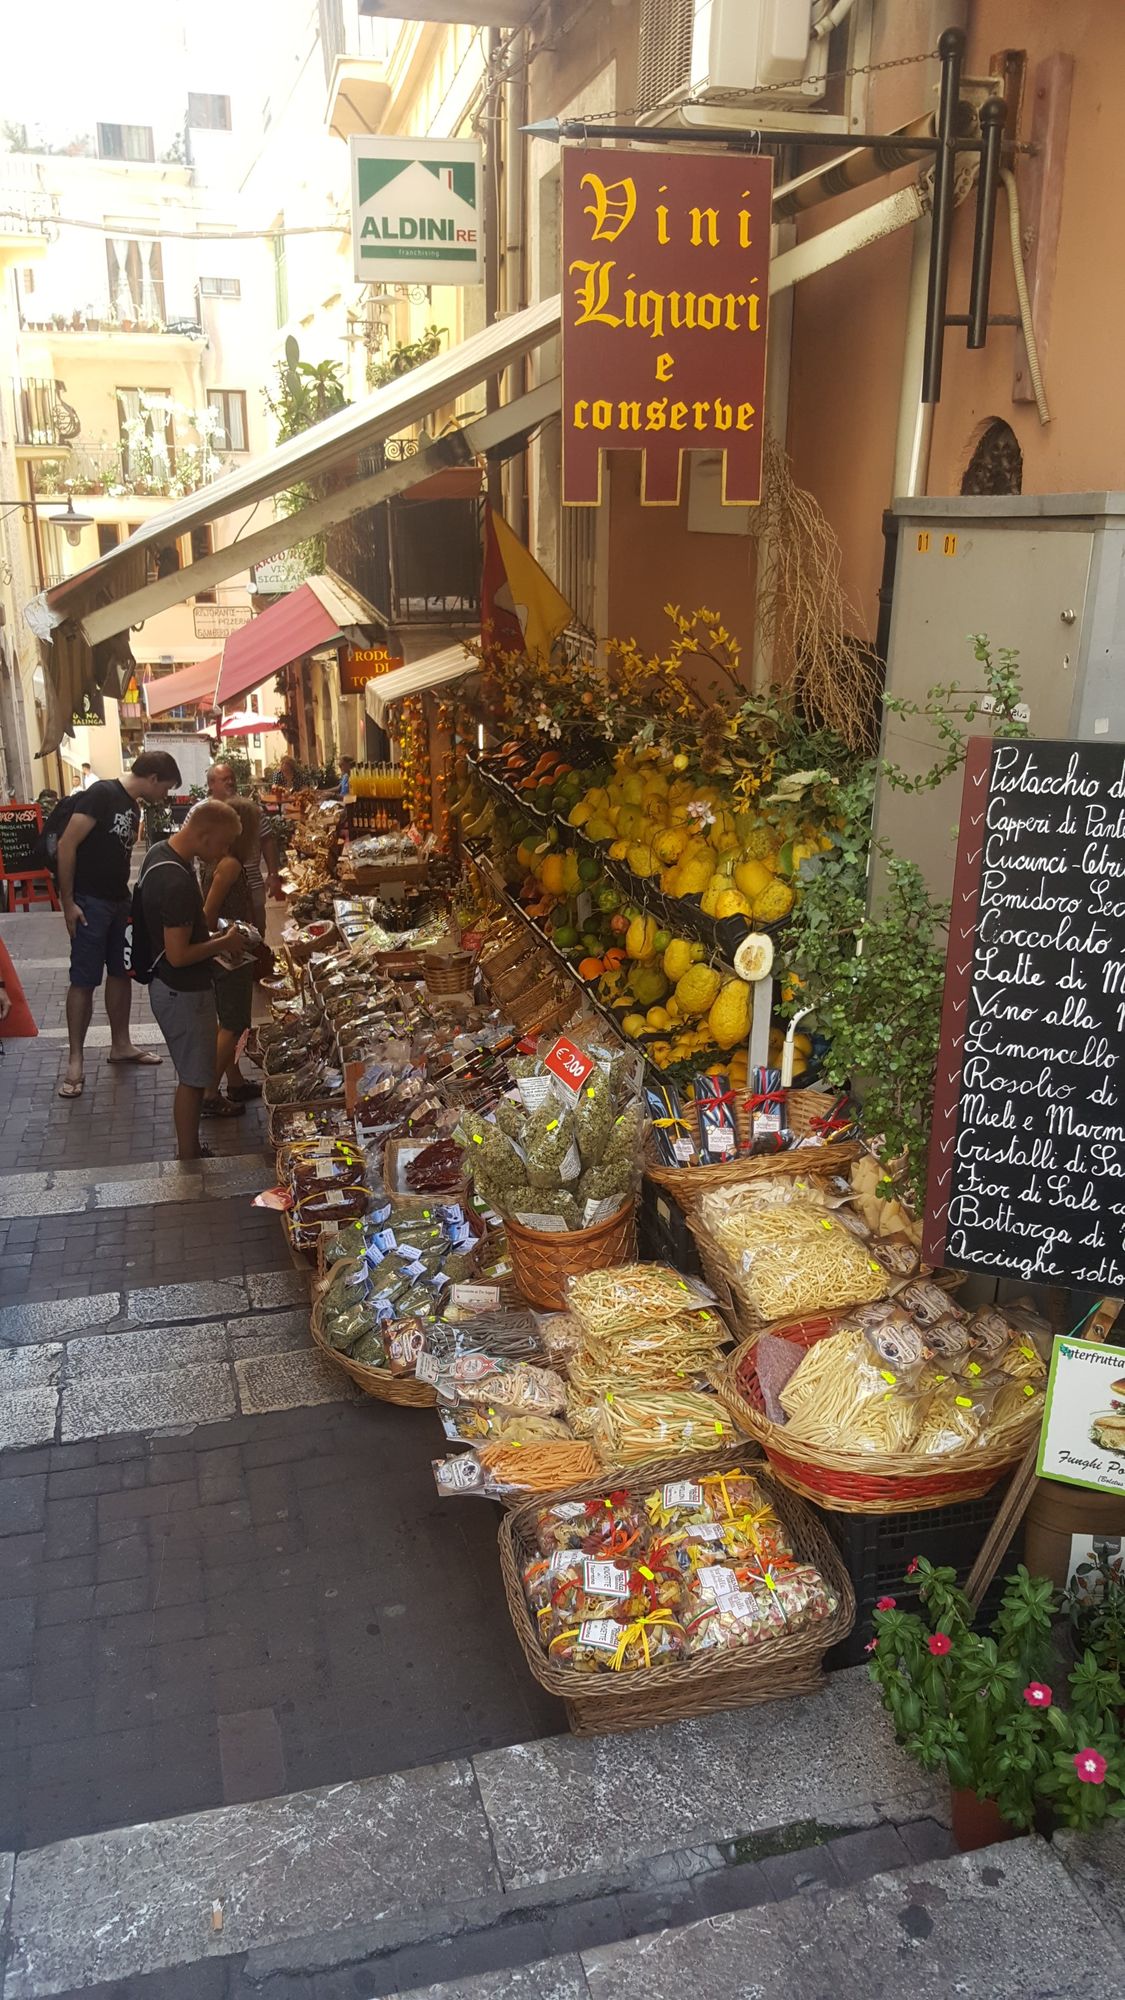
924;738;1125;1292
0;805;43;877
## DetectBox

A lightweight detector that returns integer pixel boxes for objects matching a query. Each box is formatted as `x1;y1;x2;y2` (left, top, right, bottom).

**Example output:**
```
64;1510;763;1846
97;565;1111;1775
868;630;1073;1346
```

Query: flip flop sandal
57;1079;85;1099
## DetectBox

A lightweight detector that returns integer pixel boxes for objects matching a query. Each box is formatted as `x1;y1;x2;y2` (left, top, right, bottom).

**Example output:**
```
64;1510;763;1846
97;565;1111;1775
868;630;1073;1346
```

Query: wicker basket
424;950;475;999
382;1135;466;1216
504;1198;637;1311
713;1320;1032;1515
646;1141;861;1215
309;1276;438;1407
498;1447;855;1735
268;1099;352;1146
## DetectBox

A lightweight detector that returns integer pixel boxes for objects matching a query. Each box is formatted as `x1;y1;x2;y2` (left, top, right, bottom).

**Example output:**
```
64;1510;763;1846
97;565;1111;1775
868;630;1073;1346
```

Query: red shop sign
561;146;772;507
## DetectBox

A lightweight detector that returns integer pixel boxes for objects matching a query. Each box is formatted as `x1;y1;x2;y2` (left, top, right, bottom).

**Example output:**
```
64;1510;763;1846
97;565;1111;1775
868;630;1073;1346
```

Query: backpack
36;794;82;879
128;854;183;986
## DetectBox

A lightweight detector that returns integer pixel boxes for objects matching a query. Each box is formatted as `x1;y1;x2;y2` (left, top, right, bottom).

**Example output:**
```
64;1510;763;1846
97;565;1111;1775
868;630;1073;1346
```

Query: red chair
5;870;60;912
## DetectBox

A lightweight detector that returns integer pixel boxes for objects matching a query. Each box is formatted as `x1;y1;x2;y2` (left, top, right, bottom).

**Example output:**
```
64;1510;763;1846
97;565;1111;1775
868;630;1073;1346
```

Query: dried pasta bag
869;1234;921;1280
968;1305;1015;1359
699;1187;889;1324
522;1547;581;1622
676;1511;795;1573
546;1612;685;1673
925;1314;972;1360
915;1370;1006;1455
998;1332;1048;1383
591;1389;738;1464
899;1279;968;1330
539;1554;642;1634
568;1264;717;1339
534;1495;645;1558
779;1327;925;1455
684;1564;837;1656
643;1470;765;1535
437;1356;568;1417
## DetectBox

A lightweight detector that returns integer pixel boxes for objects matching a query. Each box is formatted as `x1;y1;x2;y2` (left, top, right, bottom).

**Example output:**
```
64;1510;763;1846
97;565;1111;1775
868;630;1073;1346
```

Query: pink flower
1023;1683;1052;1708
1074;1750;1107;1785
905;1558;921;1577
927;1633;952;1657
875;1596;897;1612
865;1637;879;1654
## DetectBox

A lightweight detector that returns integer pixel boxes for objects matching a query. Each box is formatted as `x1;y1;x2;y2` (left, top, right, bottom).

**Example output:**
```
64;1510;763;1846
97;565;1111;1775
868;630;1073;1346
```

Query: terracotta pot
949;1786;1020;1853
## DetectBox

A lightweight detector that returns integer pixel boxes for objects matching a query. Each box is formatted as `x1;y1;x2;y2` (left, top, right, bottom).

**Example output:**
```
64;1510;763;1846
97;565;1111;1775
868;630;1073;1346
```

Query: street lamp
47;492;94;547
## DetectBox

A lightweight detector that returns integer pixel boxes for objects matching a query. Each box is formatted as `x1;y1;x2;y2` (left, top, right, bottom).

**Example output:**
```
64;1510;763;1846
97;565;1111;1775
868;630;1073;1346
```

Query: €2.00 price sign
543;1035;596;1097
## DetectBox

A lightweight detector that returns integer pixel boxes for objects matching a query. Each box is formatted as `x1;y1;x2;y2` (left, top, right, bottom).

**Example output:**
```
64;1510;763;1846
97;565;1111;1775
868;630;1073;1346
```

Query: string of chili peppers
435;697;456;853
399;695;432;835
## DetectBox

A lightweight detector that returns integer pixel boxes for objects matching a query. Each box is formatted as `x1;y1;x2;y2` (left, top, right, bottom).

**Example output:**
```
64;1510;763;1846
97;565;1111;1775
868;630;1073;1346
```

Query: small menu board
924;738;1125;1293
0;804;43;878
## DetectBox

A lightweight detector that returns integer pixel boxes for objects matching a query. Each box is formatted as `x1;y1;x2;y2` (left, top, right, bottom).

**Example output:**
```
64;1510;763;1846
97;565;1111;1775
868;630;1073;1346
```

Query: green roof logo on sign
349;138;483;287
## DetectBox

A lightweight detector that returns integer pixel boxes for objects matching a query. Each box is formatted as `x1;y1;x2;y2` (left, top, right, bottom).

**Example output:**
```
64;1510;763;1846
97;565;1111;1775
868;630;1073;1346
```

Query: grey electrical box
872;493;1125;903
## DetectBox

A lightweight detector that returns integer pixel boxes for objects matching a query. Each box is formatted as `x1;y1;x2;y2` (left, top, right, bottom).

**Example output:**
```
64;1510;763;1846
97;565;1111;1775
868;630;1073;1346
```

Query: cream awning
364;646;473;728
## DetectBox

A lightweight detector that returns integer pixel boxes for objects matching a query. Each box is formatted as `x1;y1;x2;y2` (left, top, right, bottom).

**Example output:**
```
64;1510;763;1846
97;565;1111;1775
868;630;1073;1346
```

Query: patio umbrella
218;708;284;737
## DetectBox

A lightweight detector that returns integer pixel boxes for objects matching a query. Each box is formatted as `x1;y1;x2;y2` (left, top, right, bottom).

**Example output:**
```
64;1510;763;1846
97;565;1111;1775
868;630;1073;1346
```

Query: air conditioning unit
638;0;834;128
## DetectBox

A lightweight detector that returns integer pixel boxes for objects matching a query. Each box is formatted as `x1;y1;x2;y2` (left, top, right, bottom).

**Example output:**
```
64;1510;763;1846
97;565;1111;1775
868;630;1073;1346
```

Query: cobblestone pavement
2;914;1117;2000
0;912;562;1863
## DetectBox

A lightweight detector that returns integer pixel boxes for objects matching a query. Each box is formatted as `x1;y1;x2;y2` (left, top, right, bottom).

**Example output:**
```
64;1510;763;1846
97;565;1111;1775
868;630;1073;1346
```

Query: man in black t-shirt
55;750;181;1100
140;799;250;1160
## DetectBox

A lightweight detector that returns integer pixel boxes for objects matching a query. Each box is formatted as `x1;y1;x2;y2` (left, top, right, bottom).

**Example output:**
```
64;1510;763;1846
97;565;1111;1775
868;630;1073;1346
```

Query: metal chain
581;47;939;125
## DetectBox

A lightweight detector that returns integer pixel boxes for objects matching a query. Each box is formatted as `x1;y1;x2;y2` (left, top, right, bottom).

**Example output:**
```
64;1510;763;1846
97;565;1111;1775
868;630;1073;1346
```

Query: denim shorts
147;979;217;1090
69;895;131;989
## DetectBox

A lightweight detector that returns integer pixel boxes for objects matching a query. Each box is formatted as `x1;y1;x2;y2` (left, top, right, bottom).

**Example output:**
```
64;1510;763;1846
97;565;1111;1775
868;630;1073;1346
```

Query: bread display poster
1038;1336;1125;1494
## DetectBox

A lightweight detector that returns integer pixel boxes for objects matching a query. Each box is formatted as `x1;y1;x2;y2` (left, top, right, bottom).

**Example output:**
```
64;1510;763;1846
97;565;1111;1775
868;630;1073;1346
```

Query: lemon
676;964;723;1016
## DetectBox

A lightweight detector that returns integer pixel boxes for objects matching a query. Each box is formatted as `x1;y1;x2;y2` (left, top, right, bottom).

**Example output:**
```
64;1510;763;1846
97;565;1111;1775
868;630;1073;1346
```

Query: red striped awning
143;656;221;717
214;575;377;707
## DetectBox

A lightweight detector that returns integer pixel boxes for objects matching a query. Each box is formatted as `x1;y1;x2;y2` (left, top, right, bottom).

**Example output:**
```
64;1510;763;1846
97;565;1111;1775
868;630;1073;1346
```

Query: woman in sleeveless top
200;796;260;1113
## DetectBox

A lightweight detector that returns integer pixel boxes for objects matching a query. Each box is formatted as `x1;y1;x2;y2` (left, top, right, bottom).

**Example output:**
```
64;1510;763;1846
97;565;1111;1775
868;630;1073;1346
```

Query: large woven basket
504;1198;637;1311
498;1447;855;1736
713;1319;1032;1515
646;1142;861;1216
309;1265;438;1407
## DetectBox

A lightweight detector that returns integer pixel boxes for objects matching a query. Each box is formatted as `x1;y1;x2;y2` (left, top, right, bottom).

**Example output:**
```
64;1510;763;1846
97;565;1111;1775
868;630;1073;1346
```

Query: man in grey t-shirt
140;800;251;1161
206;761;281;933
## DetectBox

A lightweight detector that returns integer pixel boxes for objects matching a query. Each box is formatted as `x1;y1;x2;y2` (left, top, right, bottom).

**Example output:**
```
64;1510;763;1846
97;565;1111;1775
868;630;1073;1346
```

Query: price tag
449;1282;501;1314
578;1619;621;1650
582;1560;630;1598
543;1035;597;1097
662;1481;703;1509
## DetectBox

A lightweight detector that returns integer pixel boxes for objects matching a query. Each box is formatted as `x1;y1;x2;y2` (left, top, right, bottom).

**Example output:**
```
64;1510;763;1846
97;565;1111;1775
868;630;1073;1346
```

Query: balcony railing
18;304;203;338
32;441;226;502
11;377;81;448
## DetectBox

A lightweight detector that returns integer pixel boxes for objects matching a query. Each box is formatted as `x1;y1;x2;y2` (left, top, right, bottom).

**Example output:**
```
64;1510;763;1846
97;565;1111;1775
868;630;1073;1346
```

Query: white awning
364;646;473;728
37;296;561;636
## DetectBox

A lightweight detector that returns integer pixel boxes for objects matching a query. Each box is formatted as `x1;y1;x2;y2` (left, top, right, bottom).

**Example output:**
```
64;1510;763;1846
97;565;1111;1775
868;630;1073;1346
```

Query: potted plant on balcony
869;1559;1125;1847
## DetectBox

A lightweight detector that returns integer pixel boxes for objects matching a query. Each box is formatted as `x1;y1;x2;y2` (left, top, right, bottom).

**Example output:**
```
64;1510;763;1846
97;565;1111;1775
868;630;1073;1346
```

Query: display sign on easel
924;737;1125;1294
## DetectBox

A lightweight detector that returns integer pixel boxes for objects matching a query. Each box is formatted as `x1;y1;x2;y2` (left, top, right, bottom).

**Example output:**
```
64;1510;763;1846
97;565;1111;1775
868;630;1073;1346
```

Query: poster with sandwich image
1038;1337;1125;1495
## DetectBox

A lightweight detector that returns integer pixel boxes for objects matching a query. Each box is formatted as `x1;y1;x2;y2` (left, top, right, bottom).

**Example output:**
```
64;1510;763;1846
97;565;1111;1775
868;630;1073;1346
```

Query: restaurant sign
561;147;772;507
340;645;403;696
350;137;483;286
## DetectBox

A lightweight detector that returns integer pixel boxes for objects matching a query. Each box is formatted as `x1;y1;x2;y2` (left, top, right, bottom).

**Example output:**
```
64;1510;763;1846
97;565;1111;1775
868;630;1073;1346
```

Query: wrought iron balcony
11;377;81;448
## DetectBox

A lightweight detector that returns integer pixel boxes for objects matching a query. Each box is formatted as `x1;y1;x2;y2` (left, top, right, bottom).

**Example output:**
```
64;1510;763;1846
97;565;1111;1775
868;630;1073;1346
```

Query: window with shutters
106;239;166;322
207;390;249;453
187;93;231;130
199;276;241;299
116;388;175;478
97;123;155;162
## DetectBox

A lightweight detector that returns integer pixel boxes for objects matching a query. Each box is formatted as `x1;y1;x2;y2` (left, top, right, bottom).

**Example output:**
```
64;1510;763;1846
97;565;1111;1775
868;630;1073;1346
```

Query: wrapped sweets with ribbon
694;1073;739;1160
645;1083;697;1167
744;1067;787;1152
806;1091;855;1143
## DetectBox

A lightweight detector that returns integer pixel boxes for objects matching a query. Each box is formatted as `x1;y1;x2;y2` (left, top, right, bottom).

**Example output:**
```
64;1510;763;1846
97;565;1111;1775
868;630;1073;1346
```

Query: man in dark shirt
140;799;249;1160
56;749;182;1100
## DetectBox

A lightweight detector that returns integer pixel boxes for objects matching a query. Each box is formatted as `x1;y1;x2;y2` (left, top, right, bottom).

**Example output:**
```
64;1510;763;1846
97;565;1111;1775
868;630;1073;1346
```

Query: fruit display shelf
469;846;669;1081
468;755;775;972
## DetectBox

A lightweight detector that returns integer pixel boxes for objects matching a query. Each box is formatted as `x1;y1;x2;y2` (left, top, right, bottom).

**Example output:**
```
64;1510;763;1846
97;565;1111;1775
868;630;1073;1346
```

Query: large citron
708;977;752;1050
625;913;658;960
675;963;723;1017
662;936;703;982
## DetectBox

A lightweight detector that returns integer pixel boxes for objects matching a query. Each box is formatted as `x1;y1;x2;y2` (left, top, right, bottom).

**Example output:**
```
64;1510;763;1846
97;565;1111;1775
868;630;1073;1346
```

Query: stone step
392;1837;1125;2000
1;1669;945;1998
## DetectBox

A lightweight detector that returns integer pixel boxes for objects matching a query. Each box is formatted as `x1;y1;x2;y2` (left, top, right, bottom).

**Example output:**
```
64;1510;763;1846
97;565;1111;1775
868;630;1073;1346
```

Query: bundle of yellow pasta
779;1328;924;1454
699;1186;888;1323
568;1265;716;1339
590;1389;738;1464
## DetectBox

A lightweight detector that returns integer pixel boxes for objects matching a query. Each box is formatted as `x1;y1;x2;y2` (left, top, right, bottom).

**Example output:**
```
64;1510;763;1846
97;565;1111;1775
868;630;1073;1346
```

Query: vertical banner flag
481;507;573;664
561;146;772;507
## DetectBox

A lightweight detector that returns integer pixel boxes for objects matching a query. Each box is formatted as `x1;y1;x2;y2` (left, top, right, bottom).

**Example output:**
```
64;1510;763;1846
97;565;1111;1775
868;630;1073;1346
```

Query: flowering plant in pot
868;1559;1125;1846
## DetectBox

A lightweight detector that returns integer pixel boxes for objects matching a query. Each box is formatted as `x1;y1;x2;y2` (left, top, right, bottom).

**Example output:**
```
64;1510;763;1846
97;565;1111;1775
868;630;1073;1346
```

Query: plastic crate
638;1177;702;1277
820;1490;1023;1668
